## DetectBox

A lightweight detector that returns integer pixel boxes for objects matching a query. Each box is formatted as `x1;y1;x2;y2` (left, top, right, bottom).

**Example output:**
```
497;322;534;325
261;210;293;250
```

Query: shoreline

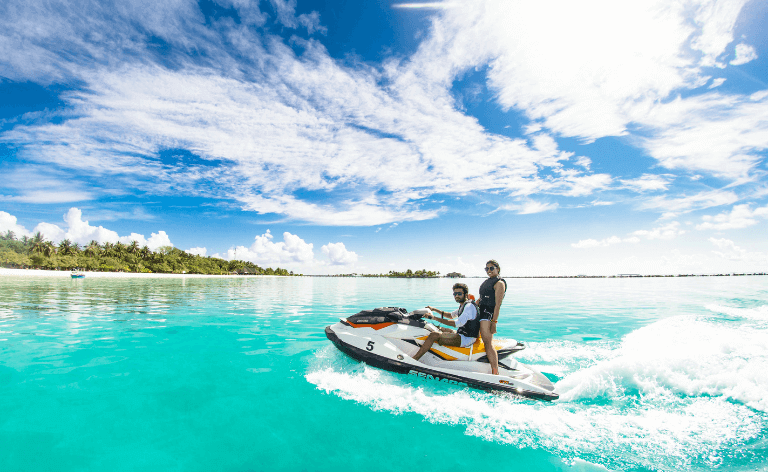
0;268;282;279
2;268;766;279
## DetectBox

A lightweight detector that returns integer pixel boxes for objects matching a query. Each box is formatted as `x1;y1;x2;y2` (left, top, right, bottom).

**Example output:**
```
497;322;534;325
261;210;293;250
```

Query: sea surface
0;275;766;472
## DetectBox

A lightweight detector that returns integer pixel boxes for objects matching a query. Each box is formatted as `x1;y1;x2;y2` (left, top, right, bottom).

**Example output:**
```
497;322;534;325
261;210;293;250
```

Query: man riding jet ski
324;287;558;401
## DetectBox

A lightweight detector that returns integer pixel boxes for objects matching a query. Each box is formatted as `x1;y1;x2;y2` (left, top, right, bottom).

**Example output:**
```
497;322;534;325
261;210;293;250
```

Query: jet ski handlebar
406;308;431;320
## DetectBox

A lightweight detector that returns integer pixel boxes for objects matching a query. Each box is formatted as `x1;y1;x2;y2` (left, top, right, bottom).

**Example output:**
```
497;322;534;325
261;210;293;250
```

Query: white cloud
495;200;558;215
635;91;768;179
574;156;592;169
1;190;94;204
392;3;455;9
709;237;768;264
187;247;207;257
558;173;613;197
620;174;672;192
239;195;439;226
642;189;739;213
407;0;749;140
709;237;738;250
0;211;33;238
224;229;314;265
697;204;768;230
298;12;327;35
321;242;358;265
0;208;174;249
632;221;685;240
659;212;679;220
34;208;120;245
569;221;687;250
269;0;298;28
571;235;638;249
119;231;173;251
708;78;726;89
0;0;627;227
1;0;765;233
730;43;758;66
403;0;768;184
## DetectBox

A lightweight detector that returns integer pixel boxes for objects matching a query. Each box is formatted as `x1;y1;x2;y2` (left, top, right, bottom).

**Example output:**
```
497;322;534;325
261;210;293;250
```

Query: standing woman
478;260;506;375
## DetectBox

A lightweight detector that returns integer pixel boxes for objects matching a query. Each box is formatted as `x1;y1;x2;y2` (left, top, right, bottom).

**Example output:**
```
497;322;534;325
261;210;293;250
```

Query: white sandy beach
0;268;280;278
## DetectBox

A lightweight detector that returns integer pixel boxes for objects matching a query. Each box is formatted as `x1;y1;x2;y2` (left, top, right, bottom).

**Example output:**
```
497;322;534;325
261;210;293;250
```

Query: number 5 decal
366;341;375;351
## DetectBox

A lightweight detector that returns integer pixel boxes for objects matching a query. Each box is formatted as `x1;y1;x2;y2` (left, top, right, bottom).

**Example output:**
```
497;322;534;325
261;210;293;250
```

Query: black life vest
456;300;480;339
478;276;506;309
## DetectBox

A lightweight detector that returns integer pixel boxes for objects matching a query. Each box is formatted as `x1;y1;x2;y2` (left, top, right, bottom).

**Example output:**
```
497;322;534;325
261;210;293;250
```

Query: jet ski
325;306;558;401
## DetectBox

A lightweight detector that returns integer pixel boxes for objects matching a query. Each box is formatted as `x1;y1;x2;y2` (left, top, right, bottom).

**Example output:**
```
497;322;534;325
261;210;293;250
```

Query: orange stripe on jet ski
344;321;394;330
414;335;460;360
431;338;506;356
428;349;457;361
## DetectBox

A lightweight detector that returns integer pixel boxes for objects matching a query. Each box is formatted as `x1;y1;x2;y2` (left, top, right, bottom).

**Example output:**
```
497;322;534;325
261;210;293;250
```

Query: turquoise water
1;276;766;472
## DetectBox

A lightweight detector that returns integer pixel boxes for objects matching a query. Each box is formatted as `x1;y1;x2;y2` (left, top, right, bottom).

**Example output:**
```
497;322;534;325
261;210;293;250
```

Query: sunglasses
453;291;465;296
485;266;497;272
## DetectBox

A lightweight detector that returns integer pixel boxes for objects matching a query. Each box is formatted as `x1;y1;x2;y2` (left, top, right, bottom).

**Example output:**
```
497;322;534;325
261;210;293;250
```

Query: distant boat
71;271;85;279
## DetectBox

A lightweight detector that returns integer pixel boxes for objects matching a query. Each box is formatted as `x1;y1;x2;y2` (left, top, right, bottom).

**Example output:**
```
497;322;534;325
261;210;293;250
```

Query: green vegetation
0;231;298;276
329;269;440;278
387;269;439;278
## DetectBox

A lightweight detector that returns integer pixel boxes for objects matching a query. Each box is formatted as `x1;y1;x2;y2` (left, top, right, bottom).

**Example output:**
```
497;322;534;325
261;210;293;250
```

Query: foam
307;357;762;470
705;304;768;321
557;309;768;412
308;306;768;470
518;339;618;371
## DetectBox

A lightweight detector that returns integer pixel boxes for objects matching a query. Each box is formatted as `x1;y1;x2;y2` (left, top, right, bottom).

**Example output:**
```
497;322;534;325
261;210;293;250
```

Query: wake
306;305;768;471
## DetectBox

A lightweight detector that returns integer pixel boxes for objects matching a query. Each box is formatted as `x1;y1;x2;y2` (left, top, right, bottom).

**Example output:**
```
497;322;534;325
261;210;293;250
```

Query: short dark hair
452;283;469;295
486;259;500;273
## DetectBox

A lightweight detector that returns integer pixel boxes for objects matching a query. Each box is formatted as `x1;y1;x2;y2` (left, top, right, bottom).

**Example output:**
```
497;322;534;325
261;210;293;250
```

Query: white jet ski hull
325;308;558;401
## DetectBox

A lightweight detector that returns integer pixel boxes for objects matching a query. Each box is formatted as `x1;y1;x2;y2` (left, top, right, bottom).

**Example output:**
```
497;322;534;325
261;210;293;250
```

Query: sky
1;0;767;276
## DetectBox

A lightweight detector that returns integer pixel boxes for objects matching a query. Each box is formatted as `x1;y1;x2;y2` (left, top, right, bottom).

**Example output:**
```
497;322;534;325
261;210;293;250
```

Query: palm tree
127;241;139;255
71;242;81;254
1;230;16;241
59;239;73;255
102;242;114;257
139;245;151;260
84;240;100;257
29;232;47;255
42;241;56;257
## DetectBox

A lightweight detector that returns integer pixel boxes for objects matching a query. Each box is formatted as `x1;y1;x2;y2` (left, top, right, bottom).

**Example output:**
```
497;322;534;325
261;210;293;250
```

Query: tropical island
325;269;441;278
0;231;298;276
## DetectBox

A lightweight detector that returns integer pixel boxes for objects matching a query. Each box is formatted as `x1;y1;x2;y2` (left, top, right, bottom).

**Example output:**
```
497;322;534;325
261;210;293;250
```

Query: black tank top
478;276;506;308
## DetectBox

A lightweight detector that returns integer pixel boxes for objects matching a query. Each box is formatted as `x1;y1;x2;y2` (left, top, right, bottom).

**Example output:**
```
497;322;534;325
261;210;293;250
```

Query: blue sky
1;0;767;276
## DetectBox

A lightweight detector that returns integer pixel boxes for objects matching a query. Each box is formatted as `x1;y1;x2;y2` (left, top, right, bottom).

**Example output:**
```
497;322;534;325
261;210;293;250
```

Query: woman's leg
479;320;498;375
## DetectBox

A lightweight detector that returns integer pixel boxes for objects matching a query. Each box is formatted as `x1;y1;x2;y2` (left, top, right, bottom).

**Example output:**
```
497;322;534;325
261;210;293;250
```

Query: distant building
445;272;464;278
